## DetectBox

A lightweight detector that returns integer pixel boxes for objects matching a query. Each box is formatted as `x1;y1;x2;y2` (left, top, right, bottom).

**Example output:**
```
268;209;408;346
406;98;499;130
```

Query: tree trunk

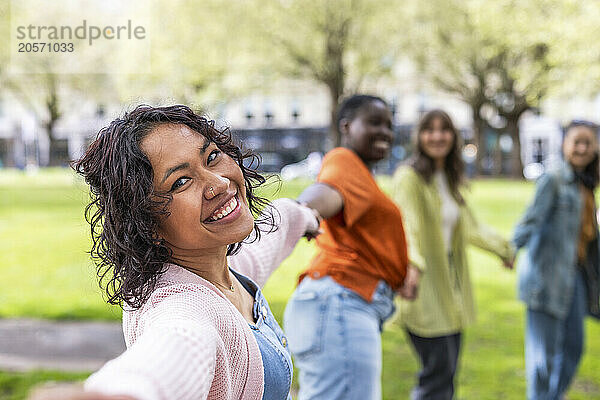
44;119;59;167
327;84;342;148
493;132;503;175
500;101;528;179
323;54;345;148
45;74;62;166
471;106;486;176
322;8;348;149
506;117;524;178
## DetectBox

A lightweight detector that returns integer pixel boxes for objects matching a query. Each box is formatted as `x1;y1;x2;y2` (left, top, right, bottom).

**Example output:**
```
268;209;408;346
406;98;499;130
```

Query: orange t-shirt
299;147;409;301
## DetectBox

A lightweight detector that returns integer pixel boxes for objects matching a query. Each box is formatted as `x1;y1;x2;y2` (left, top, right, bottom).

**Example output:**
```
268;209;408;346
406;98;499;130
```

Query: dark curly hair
73;105;276;310
409;109;466;205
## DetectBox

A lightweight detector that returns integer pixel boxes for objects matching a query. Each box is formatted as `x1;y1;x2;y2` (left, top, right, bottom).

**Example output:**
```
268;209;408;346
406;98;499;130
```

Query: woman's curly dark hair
73;104;276;310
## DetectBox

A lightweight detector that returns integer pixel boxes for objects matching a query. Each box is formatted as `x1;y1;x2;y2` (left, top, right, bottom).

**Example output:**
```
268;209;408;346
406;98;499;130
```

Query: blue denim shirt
513;162;586;319
232;270;292;400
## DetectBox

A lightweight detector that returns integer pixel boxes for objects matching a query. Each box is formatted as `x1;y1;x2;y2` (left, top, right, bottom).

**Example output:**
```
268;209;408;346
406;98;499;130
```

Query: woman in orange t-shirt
284;95;415;400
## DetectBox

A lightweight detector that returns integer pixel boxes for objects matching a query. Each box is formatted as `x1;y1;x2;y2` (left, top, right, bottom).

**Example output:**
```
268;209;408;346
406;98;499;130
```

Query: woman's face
419;117;455;163
141;123;254;252
563;125;598;170
341;100;393;163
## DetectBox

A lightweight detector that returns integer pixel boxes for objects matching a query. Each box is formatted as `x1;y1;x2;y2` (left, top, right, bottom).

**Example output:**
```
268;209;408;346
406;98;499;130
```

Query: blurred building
520;115;564;179
0;95;114;168
0;78;596;175
214;79;466;174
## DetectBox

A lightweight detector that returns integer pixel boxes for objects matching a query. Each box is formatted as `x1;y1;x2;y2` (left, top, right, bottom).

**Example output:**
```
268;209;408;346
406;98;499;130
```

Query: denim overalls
232;270;292;400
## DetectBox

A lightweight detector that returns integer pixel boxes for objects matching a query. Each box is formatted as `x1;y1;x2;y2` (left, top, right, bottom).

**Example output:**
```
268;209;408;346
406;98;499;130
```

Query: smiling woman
138;123;257;268
283;95;411;400
35;105;320;400
513;120;600;399
74;105;274;310
392;109;514;400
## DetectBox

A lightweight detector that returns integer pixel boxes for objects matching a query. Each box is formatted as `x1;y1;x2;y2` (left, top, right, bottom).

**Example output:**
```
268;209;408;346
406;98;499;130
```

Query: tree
544;1;600;98
402;0;574;177
7;72;62;162
0;0;120;165
241;0;402;146
0;0;11;88
114;0;235;106
3;68;114;165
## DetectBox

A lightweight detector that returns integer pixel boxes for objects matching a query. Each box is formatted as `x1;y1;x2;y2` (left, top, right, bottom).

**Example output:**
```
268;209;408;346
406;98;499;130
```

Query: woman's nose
204;174;230;200
432;130;445;140
576;144;590;154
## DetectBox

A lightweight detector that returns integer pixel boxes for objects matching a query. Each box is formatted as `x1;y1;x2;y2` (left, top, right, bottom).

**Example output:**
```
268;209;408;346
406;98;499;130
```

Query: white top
434;171;460;252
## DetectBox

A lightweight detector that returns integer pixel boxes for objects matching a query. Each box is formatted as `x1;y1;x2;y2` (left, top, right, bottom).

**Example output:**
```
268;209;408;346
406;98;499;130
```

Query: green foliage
237;0;403;144
116;0;243;104
396;0;599;176
0;0;9;77
242;0;400;87
402;0;579;102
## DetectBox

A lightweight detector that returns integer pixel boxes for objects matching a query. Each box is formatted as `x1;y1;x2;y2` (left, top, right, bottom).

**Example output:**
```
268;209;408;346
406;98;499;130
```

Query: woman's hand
502;256;515;270
29;383;136;400
398;264;420;301
502;245;516;270
300;203;323;241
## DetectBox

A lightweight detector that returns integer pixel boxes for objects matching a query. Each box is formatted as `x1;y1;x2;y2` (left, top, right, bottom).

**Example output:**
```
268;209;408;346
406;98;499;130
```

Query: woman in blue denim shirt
513;120;600;400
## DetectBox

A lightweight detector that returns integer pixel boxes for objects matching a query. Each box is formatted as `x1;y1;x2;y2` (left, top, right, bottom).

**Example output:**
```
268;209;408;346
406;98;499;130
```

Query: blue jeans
283;276;395;400
525;269;587;400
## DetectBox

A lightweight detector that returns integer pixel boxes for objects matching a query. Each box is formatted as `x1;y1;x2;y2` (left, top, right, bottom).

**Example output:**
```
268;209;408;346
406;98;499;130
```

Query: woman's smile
141;123;255;251
205;192;241;223
371;135;392;152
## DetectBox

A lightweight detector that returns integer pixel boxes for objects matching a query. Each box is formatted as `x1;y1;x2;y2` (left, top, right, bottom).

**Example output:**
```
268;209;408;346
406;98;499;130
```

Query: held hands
301;204;323;241
398;264;420;301
502;255;515;270
502;244;516;270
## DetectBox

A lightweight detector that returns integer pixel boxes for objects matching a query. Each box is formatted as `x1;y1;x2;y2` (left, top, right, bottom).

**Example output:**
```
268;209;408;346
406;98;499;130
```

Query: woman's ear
339;118;350;138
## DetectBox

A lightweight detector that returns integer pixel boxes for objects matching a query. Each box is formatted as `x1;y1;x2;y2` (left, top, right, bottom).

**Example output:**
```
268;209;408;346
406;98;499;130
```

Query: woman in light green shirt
392;109;514;400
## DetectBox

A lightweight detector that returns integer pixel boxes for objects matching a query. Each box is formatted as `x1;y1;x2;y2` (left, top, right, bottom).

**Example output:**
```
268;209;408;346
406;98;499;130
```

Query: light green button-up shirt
391;166;513;337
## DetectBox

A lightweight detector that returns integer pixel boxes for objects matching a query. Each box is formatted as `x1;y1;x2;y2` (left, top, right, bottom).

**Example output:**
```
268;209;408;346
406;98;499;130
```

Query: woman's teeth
374;140;390;149
209;196;238;221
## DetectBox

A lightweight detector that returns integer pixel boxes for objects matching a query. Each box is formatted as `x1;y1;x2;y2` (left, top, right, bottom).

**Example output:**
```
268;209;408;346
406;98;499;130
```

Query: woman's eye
207;149;221;164
171;177;190;191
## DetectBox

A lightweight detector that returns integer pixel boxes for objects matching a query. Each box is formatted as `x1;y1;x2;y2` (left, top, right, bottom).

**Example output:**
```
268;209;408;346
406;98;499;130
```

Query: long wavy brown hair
565;120;599;190
73;105;276;310
409;109;465;204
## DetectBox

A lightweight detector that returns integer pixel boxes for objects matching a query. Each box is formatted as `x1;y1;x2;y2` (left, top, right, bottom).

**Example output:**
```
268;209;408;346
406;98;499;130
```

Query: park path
0;318;125;372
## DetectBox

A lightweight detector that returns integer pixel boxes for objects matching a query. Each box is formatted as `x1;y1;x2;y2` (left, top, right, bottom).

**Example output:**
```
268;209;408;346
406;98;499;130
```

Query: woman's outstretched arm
296;183;344;219
229;198;320;287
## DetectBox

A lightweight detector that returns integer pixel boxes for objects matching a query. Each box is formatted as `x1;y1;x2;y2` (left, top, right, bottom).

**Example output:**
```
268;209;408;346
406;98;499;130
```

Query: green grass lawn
0;370;89;400
1;169;599;399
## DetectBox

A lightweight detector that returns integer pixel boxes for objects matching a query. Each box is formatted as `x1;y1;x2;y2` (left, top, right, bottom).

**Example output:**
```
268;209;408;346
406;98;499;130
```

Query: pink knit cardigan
85;199;318;400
